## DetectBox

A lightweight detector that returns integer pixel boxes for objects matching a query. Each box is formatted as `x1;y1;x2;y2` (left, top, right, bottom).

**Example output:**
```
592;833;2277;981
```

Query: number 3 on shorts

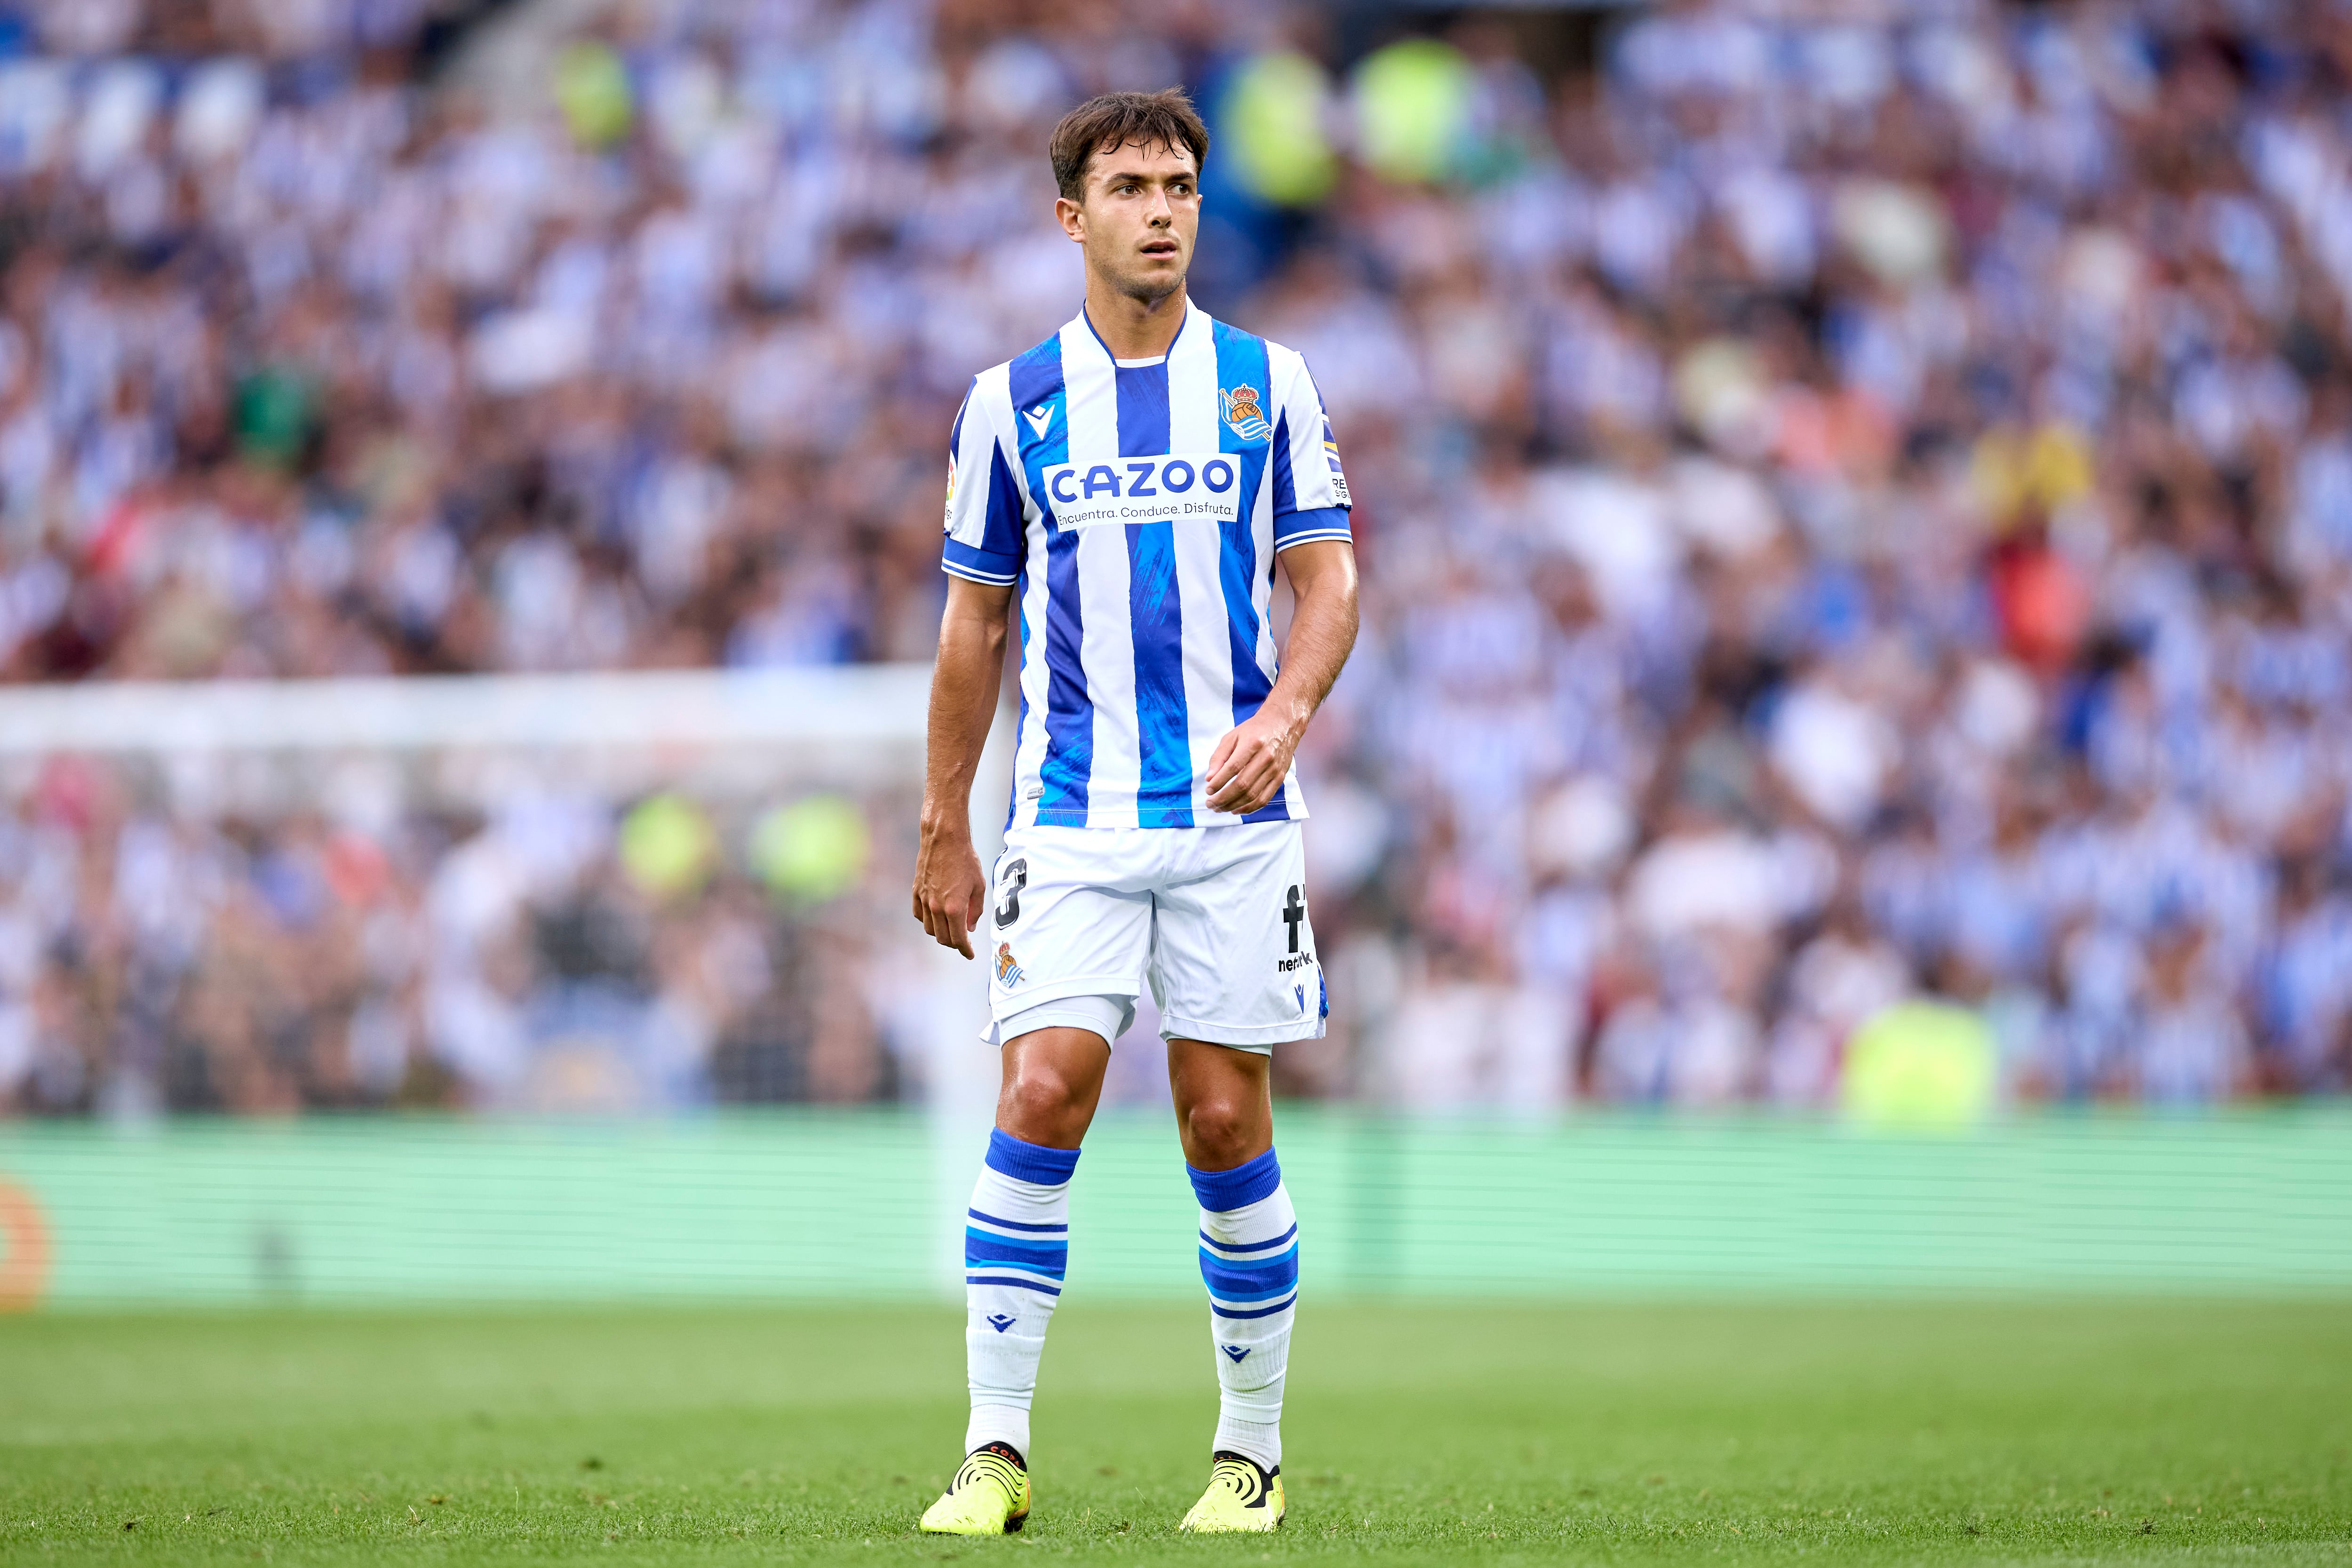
993;857;1027;928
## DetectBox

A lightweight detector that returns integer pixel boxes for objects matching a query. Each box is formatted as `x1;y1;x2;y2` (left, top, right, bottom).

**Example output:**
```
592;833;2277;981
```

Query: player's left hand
1206;709;1298;816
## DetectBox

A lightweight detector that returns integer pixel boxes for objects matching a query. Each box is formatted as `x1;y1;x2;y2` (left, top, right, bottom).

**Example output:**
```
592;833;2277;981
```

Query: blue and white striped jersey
943;303;1353;830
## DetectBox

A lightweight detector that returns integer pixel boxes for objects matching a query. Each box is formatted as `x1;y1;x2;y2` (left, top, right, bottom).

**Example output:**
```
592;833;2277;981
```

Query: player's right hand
912;822;987;959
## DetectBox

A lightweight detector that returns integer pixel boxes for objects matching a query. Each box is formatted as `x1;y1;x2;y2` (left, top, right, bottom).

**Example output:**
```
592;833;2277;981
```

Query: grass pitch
1;1299;2346;1565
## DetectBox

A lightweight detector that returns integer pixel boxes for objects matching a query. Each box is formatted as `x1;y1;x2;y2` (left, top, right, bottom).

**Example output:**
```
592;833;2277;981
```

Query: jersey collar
1076;298;1200;369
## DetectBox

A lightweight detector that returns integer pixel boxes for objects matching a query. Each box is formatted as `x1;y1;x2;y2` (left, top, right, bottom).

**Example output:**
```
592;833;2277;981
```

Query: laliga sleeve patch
1322;417;1350;507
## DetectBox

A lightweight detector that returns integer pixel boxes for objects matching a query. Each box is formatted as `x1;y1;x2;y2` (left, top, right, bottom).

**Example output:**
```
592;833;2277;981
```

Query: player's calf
1190;1147;1297;1486
942;1129;1075;1530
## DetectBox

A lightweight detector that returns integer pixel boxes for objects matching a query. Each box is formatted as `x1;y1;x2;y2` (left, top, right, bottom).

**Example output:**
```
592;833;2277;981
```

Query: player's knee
1180;1097;1261;1169
1001;1066;1088;1140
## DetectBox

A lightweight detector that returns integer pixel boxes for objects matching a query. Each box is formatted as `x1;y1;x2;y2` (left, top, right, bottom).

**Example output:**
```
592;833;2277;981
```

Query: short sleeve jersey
942;302;1352;830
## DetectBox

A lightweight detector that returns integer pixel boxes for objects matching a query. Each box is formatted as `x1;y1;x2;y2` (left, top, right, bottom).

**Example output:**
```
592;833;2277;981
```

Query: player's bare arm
1206;539;1359;817
913;575;1012;959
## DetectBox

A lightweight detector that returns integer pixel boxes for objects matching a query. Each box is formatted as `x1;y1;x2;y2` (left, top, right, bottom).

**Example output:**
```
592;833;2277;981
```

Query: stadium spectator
1;0;2350;1111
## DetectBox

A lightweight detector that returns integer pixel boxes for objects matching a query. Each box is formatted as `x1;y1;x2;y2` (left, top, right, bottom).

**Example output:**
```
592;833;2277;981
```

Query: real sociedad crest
1221;384;1271;443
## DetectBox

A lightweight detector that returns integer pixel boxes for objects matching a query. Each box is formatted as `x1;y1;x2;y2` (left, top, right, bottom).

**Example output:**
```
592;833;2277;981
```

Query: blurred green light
554;40;633;149
751;795;869;907
1223;52;1337;208
619;793;715;899
1843;1000;1998;1130
1351;39;1475;186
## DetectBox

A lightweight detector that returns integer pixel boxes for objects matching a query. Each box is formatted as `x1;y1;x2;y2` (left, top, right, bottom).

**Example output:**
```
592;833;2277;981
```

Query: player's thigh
985;828;1153;1024
1149;822;1322;1047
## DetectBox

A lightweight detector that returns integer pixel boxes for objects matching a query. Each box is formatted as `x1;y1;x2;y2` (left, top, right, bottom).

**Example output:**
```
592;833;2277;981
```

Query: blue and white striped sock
1191;1147;1298;1471
963;1129;1078;1460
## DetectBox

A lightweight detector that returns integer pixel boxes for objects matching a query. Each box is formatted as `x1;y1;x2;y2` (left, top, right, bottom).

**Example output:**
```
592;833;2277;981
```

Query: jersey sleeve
941;376;1026;585
1268;350;1353;551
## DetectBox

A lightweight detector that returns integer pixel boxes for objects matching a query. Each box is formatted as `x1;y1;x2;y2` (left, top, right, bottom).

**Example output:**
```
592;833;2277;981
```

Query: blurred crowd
0;753;916;1114
4;0;2352;1112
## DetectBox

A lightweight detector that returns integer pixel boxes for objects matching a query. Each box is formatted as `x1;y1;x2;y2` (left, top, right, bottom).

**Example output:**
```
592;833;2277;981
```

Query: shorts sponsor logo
1040;453;1240;530
1294;983;1306;1015
994;941;1025;988
1276;885;1315;972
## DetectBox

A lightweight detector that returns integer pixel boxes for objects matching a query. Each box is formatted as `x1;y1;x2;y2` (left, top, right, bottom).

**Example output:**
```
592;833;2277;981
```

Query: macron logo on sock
986;1313;1016;1333
1222;1344;1249;1362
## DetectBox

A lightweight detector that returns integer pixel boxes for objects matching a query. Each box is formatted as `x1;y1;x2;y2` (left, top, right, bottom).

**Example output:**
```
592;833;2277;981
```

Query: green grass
1;1300;2347;1565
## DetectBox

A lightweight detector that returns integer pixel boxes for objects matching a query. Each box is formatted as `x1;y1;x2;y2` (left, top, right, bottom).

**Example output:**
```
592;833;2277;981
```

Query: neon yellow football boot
1179;1451;1284;1533
919;1444;1031;1535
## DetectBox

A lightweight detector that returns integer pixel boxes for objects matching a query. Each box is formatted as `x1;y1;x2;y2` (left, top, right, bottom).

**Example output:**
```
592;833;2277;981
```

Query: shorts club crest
941;303;1352;832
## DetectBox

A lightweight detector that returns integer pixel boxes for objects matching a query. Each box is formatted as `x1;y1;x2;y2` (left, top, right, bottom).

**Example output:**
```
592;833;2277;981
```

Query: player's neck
1083;278;1189;361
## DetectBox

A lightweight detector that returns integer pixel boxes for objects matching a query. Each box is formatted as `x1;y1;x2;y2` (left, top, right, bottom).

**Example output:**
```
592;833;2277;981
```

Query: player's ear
1055;196;1085;244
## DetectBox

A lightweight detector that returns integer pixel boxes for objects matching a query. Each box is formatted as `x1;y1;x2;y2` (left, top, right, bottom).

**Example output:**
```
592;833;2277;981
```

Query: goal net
0;666;1020;1119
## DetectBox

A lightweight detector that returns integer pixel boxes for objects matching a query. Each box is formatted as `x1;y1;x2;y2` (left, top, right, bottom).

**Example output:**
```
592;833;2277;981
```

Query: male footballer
909;88;1359;1535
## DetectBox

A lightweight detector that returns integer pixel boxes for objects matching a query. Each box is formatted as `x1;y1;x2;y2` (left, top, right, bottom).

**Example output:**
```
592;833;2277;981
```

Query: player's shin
1190;1147;1297;1471
963;1129;1079;1460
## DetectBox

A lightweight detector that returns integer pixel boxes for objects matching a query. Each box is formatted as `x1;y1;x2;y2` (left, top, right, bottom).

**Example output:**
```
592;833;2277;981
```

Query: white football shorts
981;821;1325;1054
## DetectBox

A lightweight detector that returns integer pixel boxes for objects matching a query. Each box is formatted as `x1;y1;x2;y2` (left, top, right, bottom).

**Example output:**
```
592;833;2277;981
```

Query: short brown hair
1048;89;1210;202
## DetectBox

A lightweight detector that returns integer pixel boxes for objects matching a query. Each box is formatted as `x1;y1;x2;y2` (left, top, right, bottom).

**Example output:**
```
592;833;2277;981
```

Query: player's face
1057;138;1200;304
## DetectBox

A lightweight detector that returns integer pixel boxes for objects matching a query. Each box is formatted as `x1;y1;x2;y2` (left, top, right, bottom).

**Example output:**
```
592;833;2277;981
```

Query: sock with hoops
1190;1147;1297;1472
962;1129;1077;1461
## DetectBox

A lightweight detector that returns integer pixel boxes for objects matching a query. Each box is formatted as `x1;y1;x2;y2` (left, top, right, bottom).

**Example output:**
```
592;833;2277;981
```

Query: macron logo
1222;1345;1249;1363
986;1313;1016;1333
1024;404;1053;438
